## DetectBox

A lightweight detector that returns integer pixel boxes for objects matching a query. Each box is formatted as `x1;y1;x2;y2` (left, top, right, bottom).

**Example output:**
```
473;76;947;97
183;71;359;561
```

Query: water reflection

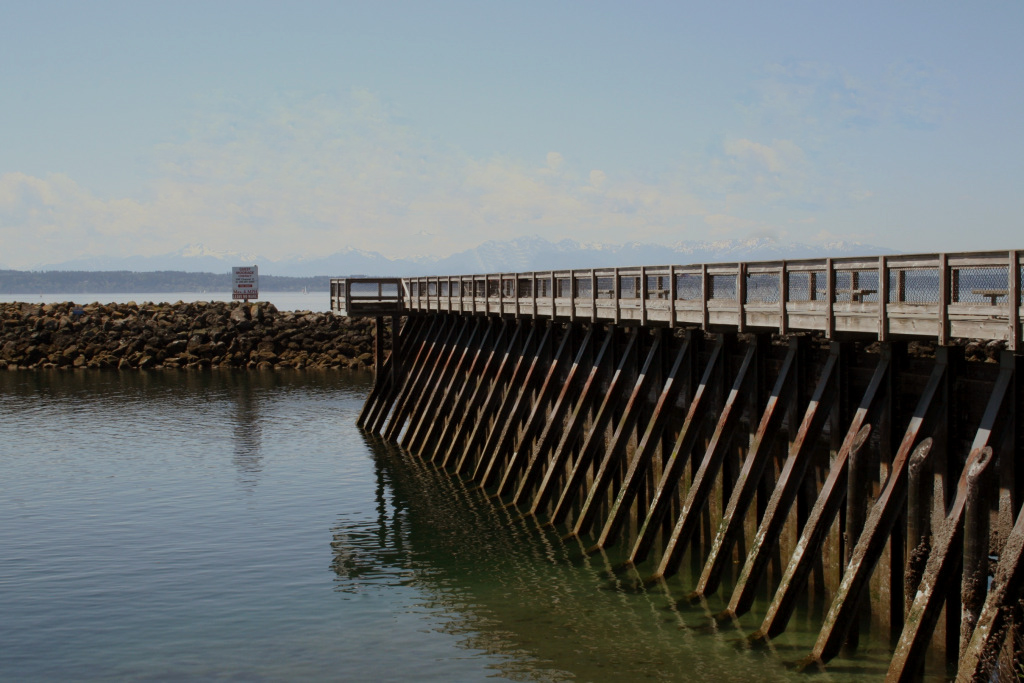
328;434;804;683
228;376;264;491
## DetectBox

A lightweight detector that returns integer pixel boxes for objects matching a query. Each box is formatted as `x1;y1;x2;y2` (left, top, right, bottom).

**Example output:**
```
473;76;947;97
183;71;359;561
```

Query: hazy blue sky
1;1;1021;268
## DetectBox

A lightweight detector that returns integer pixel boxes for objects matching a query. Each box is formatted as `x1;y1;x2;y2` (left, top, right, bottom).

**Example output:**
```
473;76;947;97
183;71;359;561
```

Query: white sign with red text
232;266;259;301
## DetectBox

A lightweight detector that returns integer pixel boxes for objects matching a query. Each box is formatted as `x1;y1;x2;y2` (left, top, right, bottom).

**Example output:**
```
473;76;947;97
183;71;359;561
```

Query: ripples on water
1;369;884;681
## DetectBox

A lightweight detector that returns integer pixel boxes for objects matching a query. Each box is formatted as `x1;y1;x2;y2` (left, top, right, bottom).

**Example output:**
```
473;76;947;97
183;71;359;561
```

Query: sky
1;1;1022;269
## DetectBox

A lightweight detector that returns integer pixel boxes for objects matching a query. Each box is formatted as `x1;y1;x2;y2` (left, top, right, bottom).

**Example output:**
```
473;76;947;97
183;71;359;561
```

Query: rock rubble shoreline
0;301;386;371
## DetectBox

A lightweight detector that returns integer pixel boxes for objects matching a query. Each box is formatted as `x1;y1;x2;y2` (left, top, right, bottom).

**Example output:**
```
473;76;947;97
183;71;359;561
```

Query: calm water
1;369;899;681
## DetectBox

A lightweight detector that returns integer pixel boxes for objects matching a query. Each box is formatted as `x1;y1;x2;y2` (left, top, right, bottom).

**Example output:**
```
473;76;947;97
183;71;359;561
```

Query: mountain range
29;236;894;277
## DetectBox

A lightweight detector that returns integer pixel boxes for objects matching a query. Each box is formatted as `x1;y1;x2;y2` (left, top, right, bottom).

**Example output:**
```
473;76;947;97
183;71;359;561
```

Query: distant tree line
0;270;331;294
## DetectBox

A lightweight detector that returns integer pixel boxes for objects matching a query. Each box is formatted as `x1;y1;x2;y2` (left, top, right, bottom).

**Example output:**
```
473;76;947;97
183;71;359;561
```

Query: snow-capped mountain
33;236;894;277
35;244;266;273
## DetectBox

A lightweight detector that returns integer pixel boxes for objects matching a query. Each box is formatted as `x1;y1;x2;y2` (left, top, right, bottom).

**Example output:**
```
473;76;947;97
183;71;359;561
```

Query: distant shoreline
0;269;331;295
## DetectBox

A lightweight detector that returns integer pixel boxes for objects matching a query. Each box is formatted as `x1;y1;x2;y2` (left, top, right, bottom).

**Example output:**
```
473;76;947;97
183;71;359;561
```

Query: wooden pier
332;250;1024;680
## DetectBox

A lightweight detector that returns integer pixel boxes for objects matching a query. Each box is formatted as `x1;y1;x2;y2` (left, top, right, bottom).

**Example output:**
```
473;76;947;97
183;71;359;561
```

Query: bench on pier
836;288;877;302
972;289;1008;305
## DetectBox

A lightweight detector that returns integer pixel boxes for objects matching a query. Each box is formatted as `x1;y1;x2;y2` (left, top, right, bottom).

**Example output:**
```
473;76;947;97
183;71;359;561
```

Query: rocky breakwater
0;301;387;370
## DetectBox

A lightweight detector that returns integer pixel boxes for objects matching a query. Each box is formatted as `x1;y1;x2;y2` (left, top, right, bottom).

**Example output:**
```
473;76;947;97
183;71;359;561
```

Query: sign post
232;266;259;303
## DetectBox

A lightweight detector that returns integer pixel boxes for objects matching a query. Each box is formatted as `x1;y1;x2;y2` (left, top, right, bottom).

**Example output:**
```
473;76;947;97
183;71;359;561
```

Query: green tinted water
0;369;900;681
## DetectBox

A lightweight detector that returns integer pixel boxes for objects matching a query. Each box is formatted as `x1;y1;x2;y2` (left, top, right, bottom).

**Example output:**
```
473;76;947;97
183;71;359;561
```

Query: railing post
1010;250;1020;351
549;271;555;319
614;267;621;325
779;262;788;334
569;269;576;323
514;274;520;318
531;271;538;319
640;266;648;326
879;255;890;342
825;258;835;339
938;253;949;345
737;262;747;333
701;263;709;331
590;269;597;323
669;265;677;328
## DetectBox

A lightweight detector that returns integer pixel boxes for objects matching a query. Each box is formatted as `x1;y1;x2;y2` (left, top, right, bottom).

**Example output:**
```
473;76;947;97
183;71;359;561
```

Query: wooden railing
332;250;1023;348
330;277;404;316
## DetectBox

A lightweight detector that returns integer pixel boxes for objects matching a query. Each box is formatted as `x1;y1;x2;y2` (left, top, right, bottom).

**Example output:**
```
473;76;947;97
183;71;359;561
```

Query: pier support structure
337;250;1024;679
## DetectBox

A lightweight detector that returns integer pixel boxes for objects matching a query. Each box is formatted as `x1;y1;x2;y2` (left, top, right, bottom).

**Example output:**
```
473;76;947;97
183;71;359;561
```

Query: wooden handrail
330;250;1024;343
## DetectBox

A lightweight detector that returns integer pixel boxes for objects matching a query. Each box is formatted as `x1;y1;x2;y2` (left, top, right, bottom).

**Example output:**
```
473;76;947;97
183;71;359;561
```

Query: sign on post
232;266;259;302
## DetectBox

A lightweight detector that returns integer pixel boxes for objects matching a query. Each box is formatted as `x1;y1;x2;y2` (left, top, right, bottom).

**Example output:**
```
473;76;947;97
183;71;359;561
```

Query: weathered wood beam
625;335;727;567
570;330;664;538
692;336;801;599
374;314;444;436
802;350;951;668
424;318;499;463
587;332;695;551
886;447;993;681
721;342;843;620
527;326;617;516
510;326;596;506
403;317;479;452
494;323;578;497
957;487;1024;681
439;319;515;469
462;321;540;479
476;322;554;488
548;329;640;527
398;316;470;449
384;315;456;441
650;337;758;579
363;315;430;433
357;353;392;429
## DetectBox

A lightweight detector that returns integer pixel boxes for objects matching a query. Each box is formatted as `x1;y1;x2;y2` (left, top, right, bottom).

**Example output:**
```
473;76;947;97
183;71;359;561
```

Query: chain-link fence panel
647;275;672;300
745;272;780;304
596;276;615;299
887;267;939;304
618;275;640;299
834;270;880;303
951;265;1009;305
786;271;826;302
709;274;736;301
675;273;702;300
574;276;592;299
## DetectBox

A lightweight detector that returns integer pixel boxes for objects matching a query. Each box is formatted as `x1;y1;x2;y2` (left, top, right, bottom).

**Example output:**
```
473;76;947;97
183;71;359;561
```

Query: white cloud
0;91;879;269
751;60;952;133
